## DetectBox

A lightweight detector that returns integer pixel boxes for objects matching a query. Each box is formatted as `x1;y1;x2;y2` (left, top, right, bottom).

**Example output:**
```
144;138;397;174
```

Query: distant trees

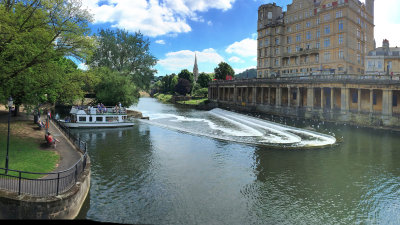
214;62;235;80
175;79;192;96
197;72;214;88
89;28;157;91
88;28;157;106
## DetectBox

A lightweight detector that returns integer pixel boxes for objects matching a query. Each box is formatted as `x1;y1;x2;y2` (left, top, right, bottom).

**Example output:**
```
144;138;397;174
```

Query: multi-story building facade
365;39;400;75
257;0;374;78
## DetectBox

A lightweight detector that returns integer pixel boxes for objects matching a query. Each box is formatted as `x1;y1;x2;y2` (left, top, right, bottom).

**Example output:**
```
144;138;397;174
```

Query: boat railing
72;106;127;115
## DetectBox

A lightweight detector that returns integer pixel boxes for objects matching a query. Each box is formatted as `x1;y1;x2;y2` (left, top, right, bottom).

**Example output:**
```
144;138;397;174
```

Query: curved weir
139;108;336;148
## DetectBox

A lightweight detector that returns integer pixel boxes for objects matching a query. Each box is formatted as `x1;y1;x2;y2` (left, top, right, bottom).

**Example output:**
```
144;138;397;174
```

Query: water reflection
70;98;400;224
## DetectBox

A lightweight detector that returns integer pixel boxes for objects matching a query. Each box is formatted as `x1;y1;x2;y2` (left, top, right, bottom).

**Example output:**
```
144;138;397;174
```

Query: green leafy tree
214;62;235;80
193;88;209;98
178;69;194;84
175;78;192;96
89;28;157;90
94;67;139;106
0;0;94;112
197;72;213;88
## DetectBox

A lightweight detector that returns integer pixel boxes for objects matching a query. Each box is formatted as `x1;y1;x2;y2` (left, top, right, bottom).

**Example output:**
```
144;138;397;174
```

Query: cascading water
138;108;336;148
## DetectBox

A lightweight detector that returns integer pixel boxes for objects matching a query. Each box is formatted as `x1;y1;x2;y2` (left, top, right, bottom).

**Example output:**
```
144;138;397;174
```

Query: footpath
0;109;81;174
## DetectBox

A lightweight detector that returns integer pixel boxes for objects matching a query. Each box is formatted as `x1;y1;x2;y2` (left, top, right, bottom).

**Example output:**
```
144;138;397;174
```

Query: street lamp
5;96;13;174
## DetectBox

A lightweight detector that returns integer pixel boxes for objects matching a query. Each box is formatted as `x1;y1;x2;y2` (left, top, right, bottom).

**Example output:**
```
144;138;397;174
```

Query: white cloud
228;56;244;63
155;40;166;44
225;38;257;57
374;0;400;47
234;66;256;74
82;0;236;37
158;48;224;72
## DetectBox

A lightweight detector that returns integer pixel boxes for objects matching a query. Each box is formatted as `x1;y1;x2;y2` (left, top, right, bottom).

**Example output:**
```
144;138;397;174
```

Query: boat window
106;117;118;122
79;117;87;122
89;116;92;122
96;117;103;122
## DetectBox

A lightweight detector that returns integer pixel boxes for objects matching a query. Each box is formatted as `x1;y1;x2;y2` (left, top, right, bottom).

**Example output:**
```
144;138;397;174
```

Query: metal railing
0;119;88;197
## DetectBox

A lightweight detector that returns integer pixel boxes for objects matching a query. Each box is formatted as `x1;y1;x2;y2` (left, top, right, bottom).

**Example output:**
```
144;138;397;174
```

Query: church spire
193;52;199;83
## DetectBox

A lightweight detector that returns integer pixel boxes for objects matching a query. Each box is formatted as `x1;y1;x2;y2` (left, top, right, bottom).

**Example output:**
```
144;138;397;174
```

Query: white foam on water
141;108;336;148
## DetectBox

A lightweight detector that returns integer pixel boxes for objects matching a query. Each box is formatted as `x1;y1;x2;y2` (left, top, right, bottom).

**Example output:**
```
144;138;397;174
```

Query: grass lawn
154;93;173;103
177;98;208;105
0;120;59;179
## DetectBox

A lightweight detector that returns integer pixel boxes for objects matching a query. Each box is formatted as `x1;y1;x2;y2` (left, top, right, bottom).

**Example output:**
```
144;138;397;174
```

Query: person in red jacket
45;132;60;148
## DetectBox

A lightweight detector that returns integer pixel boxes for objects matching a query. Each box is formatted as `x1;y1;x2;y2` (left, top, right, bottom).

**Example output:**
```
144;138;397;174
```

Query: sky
80;0;400;76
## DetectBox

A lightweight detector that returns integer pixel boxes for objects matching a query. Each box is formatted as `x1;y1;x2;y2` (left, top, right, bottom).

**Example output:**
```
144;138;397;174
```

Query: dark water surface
75;98;400;224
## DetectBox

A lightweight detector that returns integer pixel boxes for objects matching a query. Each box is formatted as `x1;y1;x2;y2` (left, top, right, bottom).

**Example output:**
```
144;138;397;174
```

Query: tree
178;69;194;84
94;67;139;106
175;78;192;96
0;0;94;111
214;62;235;80
197;72;213;88
89;28;157;90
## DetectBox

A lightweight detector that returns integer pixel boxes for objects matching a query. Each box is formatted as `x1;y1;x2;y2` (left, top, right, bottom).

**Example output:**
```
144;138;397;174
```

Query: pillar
288;87;291;107
331;88;334;110
382;89;393;116
276;87;281;107
341;88;349;112
321;88;324;109
370;89;374;113
307;87;314;110
268;88;271;105
234;86;238;104
297;87;301;107
261;87;264;104
357;89;361;112
253;87;257;105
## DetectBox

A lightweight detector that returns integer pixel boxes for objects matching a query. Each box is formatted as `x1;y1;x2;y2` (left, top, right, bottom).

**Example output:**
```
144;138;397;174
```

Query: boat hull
61;122;134;128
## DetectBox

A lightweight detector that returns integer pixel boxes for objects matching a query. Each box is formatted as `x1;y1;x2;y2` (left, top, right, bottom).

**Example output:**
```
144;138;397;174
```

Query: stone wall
0;162;90;219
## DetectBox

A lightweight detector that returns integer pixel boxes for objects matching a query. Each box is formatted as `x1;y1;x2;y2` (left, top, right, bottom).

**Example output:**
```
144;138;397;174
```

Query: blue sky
81;0;400;76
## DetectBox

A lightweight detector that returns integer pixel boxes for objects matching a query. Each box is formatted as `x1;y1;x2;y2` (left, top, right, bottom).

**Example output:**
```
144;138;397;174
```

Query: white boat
61;105;134;128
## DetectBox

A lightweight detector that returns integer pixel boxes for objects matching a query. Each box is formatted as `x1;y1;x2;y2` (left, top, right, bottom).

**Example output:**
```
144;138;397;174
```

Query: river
75;97;400;224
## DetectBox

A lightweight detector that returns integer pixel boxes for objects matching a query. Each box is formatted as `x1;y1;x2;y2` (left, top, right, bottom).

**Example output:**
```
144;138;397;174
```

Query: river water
75;97;400;224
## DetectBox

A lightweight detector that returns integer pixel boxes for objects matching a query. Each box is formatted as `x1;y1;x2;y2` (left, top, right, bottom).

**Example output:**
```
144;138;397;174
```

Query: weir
139;108;336;148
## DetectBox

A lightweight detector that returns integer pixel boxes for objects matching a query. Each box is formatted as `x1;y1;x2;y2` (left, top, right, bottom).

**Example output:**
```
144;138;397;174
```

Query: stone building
365;39;400;75
257;0;374;78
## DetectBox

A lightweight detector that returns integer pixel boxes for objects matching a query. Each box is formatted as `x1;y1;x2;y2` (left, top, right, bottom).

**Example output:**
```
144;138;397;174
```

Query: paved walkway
0;110;84;196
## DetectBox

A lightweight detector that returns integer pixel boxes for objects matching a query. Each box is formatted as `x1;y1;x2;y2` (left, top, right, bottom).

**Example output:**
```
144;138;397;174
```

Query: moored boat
60;105;134;128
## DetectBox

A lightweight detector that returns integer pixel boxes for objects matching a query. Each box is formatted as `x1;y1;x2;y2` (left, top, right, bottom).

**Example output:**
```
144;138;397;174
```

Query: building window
373;93;377;105
393;95;398;107
316;18;320;25
287;46;292;53
275;38;280;45
275;48;279;55
338;34;344;45
287;26;292;32
296;45;300;52
316;30;320;38
275;59;279;66
265;38;269;46
296;34;301;42
352;92;358;103
324;13;330;21
339;50;344;59
336;10;342;18
287;36;292;44
306;31;312;40
324;52;331;62
305;43;311;49
357;54;361;64
324;25;330;34
316;42;320;49
338;20;344;31
306;21;311;28
324;38;330;48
